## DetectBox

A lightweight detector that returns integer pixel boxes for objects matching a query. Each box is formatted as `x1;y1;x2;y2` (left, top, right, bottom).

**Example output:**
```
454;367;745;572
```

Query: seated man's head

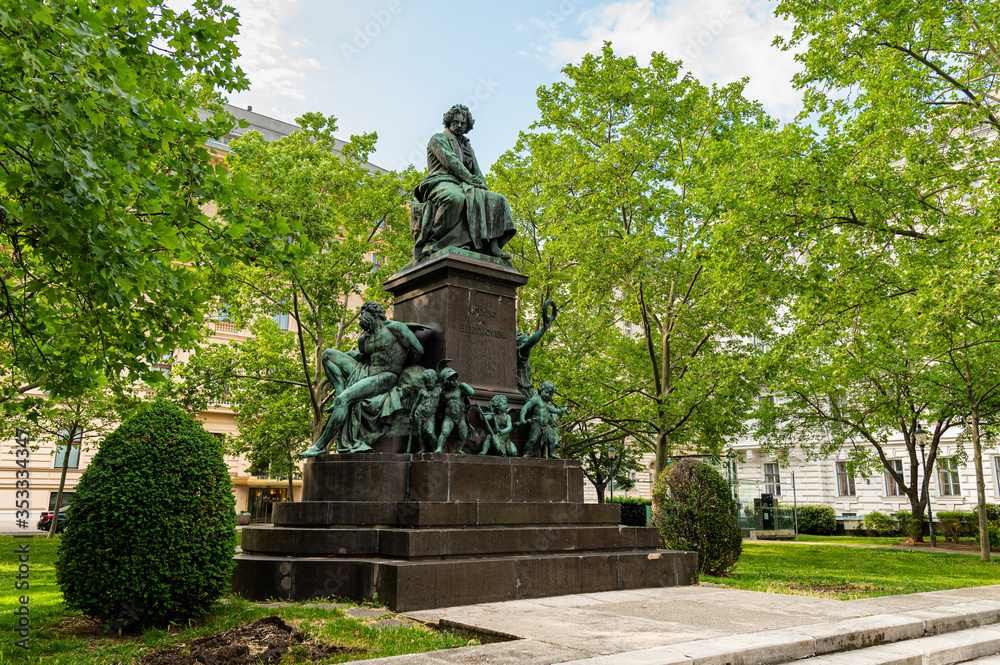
359;301;387;331
443;104;474;135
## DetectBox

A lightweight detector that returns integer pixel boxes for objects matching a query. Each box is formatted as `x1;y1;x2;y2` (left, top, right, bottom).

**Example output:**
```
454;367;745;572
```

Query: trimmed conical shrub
56;400;236;631
653;458;742;577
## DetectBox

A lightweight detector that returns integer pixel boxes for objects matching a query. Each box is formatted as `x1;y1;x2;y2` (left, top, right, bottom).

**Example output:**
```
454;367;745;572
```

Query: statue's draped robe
413;130;515;254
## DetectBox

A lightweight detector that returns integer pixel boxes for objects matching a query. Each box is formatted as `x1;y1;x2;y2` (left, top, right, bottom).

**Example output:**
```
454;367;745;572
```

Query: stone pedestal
232;455;698;611
383;249;527;407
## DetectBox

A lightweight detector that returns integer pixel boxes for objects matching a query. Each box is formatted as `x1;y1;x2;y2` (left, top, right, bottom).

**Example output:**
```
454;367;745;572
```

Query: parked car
36;507;69;534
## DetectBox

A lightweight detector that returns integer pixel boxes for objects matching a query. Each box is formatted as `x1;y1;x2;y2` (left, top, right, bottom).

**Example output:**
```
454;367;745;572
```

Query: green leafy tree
492;44;774;477
0;1;301;402
716;0;1000;557
755;316;959;542
2;384;133;537
166;113;415;468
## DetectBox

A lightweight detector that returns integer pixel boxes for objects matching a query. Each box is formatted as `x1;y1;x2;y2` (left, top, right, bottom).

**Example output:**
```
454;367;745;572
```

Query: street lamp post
916;425;936;547
608;447;617;501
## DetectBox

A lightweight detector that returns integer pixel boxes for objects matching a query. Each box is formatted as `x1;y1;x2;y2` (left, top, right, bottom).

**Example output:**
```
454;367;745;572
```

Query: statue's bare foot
299;441;329;458
507;442;518;456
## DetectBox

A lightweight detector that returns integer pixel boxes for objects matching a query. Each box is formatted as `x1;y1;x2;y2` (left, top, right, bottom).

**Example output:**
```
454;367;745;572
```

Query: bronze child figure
435;365;474;453
478;394;515;456
519;381;567;459
407;368;442;454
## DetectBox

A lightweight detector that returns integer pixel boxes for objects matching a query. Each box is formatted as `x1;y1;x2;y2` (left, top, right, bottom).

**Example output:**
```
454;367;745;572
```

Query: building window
54;431;83;469
885;459;904;496
764;463;781;496
48;492;73;511
152;352;172;379
938;457;961;496
994;457;1000;497
836;461;855;496
372;253;383;270
271;313;289;330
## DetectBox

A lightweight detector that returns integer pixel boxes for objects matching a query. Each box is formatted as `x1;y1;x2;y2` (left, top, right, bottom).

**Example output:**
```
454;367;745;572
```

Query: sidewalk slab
393;584;1000;665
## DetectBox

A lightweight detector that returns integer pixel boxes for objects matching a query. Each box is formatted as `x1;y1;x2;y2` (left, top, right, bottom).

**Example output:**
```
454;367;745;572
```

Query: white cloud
539;0;804;121
229;0;321;104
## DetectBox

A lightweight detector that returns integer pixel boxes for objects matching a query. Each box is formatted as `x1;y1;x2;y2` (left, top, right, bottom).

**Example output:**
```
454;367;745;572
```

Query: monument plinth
384;249;527;407
232;454;698;611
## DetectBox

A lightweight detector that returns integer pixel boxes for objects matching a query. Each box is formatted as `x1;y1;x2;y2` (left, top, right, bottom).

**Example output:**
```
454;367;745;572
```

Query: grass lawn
0;535;475;664
701;541;1000;599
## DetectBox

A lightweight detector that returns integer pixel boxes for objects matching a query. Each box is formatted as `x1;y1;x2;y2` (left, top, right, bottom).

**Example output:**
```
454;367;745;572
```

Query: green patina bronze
517;299;558;399
435;361;475;453
300;302;424;457
519;380;567;459
477;395;516;456
411;104;516;262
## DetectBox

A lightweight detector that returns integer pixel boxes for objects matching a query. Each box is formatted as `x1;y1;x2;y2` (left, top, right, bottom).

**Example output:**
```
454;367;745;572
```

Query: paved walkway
360;584;1000;664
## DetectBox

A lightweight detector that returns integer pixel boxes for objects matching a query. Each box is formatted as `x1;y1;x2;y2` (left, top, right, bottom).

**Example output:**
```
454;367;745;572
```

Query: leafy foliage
56;400;236;632
167;113;415;460
492;44;774;475
608;496;651;526
862;511;897;536
795;505;837;536
0;1;300;401
652;458;742;576
716;1;1000;550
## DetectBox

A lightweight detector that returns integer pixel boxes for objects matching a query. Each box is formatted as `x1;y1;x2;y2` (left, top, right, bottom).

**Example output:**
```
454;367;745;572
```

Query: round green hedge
652;459;742;577
56;400;237;632
796;504;837;535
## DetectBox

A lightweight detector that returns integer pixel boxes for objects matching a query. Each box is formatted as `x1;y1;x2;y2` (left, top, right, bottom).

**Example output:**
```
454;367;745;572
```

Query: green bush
652;459;742;577
609;496;651;526
937;511;977;540
892;510;922;540
863;511;897;535
985;505;1000;522
57;400;237;632
796;505;837;535
976;520;1000;551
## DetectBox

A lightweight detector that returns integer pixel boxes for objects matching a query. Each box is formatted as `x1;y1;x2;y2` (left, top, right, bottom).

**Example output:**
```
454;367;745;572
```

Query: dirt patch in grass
786;582;880;595
140;615;362;665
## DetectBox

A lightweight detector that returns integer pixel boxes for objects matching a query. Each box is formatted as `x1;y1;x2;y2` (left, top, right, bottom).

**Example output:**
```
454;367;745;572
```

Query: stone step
231;549;697;611
801;625;1000;664
241;524;659;559
554;600;1000;665
272;500;621;528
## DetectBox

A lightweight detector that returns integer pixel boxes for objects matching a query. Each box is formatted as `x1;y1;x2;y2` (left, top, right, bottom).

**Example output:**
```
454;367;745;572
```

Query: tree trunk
967;385;991;561
48;438;73;539
907;491;925;543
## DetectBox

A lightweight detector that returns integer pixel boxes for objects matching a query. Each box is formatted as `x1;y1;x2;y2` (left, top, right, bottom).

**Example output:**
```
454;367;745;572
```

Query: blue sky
225;0;802;172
